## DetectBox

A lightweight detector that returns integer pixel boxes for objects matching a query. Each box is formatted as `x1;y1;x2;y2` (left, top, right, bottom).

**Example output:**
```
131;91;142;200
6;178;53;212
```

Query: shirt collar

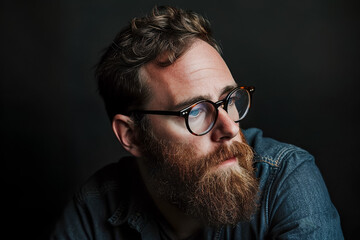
107;159;150;232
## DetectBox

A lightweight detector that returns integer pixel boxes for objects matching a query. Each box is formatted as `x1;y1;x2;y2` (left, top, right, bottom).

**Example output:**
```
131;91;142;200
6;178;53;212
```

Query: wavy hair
96;5;221;120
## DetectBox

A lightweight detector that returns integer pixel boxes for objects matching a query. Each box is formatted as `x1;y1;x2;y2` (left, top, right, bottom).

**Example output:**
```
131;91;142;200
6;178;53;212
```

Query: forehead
141;40;236;109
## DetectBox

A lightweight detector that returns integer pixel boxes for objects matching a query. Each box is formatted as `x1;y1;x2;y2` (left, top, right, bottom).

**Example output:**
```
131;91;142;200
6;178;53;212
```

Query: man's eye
189;108;202;118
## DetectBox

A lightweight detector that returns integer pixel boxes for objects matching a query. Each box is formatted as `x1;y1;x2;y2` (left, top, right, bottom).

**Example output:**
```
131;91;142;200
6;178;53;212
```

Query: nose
210;107;240;142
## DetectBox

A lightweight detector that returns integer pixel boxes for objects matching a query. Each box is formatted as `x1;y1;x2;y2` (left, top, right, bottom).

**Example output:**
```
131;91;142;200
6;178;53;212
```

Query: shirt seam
254;145;299;167
254;145;302;229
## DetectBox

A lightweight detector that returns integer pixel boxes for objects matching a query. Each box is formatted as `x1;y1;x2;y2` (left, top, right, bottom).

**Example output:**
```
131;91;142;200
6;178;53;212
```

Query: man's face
140;39;243;153
138;39;259;225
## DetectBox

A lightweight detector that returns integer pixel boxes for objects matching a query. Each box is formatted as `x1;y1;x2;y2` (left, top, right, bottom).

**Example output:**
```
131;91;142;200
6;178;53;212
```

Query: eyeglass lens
188;102;217;134
188;88;250;135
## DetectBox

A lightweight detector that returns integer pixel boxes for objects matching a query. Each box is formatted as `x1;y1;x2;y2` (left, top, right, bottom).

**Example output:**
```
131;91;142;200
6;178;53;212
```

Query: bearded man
51;6;344;239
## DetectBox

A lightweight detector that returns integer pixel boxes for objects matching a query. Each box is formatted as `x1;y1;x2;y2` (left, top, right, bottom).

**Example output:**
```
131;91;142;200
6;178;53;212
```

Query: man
51;6;343;239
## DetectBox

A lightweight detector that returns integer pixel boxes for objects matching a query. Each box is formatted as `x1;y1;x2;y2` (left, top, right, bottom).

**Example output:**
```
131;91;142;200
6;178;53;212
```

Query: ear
112;114;143;157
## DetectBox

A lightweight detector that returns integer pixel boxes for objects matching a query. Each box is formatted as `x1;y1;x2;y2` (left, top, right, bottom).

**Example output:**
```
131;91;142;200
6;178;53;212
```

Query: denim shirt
51;128;344;239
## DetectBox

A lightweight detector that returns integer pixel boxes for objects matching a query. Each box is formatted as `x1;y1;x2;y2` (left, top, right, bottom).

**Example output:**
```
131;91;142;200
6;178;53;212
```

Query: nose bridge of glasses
214;99;226;110
213;99;235;124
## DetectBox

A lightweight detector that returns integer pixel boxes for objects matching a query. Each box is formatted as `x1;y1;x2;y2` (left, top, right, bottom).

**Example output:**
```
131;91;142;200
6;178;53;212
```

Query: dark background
1;0;359;239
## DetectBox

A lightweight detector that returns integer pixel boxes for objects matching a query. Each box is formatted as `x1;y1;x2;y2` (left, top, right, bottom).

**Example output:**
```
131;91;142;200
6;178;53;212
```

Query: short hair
96;5;221;121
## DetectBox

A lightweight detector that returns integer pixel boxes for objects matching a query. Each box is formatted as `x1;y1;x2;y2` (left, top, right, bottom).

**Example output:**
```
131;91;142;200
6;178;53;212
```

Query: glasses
132;86;255;136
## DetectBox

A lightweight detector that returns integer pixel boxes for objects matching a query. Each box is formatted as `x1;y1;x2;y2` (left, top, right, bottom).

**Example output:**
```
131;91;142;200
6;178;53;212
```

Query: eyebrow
220;84;239;97
172;83;239;110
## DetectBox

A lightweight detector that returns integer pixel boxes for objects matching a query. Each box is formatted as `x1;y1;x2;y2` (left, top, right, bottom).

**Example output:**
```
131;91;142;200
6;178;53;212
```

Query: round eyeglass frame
131;86;255;136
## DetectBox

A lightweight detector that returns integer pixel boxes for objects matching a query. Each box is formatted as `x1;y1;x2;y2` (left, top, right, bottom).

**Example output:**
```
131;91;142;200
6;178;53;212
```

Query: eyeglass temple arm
244;86;255;101
132;110;183;117
243;86;255;92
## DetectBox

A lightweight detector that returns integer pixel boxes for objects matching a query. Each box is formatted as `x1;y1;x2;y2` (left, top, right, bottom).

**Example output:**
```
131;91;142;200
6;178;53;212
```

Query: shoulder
243;128;343;238
50;157;140;239
75;156;136;206
243;128;314;170
243;128;318;203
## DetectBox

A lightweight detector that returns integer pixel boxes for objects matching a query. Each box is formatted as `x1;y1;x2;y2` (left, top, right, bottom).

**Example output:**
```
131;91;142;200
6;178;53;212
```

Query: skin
113;39;244;238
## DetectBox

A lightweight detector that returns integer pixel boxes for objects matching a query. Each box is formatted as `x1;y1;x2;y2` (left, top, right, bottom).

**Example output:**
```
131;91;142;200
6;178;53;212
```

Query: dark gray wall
1;0;359;238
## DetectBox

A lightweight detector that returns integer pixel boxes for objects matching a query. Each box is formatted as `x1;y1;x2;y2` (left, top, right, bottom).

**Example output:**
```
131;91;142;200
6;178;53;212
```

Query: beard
137;122;259;227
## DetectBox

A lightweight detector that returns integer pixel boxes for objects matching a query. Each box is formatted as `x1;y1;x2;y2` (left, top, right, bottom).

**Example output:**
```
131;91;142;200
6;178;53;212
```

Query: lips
218;157;237;168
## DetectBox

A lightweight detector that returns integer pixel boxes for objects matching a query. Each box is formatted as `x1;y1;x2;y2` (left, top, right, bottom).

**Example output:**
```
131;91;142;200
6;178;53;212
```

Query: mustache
211;142;251;164
187;141;254;179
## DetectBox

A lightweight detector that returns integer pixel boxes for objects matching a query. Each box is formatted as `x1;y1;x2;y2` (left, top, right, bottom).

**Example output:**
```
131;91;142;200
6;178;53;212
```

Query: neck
136;158;203;239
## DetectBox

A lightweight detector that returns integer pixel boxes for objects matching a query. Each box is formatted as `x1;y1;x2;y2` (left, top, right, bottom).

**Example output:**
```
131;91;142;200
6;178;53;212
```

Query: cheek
148;116;214;157
149;115;189;139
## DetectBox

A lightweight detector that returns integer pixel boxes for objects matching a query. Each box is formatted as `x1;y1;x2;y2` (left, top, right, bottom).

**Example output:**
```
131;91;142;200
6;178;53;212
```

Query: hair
95;5;221;121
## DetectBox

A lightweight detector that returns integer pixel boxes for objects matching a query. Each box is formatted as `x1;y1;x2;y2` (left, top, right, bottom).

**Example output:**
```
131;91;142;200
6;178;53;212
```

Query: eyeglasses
132;86;255;136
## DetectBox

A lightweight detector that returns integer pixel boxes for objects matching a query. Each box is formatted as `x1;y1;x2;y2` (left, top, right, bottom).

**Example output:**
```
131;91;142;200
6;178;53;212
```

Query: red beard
139;128;259;226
